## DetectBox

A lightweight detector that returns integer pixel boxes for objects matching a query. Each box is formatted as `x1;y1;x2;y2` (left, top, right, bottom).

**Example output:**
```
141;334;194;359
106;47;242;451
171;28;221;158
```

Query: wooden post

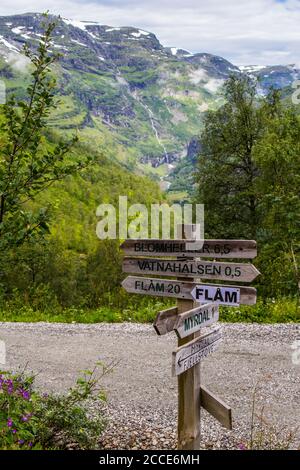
177;224;201;450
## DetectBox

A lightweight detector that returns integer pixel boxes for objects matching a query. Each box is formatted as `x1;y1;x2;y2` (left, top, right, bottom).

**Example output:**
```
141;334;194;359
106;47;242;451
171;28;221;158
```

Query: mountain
239;64;299;94
0;13;298;197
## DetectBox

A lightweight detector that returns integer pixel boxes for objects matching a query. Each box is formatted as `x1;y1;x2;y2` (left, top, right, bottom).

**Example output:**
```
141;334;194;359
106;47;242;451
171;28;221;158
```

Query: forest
0;19;299;325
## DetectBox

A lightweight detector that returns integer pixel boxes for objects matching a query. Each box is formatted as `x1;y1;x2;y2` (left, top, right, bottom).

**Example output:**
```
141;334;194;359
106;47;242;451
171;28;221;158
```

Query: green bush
0;296;298;324
0;364;107;450
220;297;299;323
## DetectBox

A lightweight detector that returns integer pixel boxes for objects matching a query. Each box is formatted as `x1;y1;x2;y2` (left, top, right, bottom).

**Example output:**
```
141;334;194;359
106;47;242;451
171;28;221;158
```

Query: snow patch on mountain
239;65;266;73
71;39;87;47
0;35;19;52
131;30;150;38
106;27;120;32
62;18;87;31
11;26;25;34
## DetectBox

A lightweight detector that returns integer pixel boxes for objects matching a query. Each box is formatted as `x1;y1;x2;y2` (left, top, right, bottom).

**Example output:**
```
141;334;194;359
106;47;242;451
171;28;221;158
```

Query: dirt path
1;322;299;449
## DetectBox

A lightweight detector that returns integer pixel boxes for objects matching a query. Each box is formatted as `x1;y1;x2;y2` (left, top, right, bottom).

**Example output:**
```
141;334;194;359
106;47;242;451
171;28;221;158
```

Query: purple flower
238;443;247;450
7;418;13;428
18;440;25;445
12;429;17;434
21;413;32;422
18;388;30;400
28;442;33;448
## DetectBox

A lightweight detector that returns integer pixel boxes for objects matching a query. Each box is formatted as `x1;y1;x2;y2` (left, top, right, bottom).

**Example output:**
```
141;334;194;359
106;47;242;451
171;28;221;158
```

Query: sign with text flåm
172;328;222;376
121;276;257;305
191;285;241;306
123;257;260;282
120;239;257;259
174;303;219;339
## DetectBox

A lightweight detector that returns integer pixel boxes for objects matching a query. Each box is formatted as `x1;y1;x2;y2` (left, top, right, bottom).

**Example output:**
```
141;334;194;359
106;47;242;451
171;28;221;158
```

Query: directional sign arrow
172;328;222;376
121;276;257;305
174;303;219;339
122;257;260;282
120;239;257;259
153;306;178;335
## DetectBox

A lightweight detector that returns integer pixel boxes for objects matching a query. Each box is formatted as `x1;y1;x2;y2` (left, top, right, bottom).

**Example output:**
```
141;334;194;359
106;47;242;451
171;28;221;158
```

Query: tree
195;76;300;297
195;76;263;239
253;92;300;297
0;15;93;250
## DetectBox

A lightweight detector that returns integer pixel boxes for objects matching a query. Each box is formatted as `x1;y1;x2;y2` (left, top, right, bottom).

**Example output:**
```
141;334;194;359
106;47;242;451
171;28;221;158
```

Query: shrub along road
1;322;299;449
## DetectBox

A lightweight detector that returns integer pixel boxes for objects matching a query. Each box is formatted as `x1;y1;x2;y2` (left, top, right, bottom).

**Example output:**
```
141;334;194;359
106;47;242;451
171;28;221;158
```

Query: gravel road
1;322;300;449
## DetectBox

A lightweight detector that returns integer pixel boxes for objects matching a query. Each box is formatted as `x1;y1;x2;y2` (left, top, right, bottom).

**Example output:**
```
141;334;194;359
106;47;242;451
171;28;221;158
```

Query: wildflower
18;388;30;400
18;440;25;445
12;429;17;434
21;413;32;422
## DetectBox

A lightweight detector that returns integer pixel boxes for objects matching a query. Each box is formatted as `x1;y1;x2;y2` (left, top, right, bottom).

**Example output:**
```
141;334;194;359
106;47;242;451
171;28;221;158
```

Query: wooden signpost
120;227;259;449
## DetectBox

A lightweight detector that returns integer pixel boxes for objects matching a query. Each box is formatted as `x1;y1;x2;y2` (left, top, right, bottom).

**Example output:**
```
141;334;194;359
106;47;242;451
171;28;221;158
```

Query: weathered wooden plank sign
172;328;222;376
153;306;178;335
121;276;257;305
123;257;260;282
174;303;219;339
120;239;257;259
200;386;232;430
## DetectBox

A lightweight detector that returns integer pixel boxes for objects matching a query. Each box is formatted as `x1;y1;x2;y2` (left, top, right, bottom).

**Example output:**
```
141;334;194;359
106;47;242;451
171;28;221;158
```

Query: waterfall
139;101;169;162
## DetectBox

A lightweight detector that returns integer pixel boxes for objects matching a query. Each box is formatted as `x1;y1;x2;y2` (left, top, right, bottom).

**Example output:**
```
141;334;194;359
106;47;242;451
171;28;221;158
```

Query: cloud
0;0;300;65
7;51;30;72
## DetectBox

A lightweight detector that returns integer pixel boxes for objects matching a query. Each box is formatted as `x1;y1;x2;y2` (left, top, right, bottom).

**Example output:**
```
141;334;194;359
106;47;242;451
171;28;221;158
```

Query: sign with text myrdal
121;276;257;305
172;328;222;376
174;303;219;339
120;239;257;259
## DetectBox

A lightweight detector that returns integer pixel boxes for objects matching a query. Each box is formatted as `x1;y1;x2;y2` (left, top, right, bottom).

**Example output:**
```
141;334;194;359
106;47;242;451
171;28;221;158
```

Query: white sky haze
1;0;300;65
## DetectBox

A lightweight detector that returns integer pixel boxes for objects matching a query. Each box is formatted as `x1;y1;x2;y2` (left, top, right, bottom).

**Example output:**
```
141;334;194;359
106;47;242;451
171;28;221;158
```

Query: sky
1;0;300;65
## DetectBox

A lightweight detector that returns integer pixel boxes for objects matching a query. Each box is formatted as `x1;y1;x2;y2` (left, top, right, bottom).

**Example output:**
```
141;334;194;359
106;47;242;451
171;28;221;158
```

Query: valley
0;13;298;198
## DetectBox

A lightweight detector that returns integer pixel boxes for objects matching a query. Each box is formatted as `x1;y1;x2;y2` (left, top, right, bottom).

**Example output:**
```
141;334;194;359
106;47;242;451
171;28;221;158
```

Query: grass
220;297;299;323
0;297;298;324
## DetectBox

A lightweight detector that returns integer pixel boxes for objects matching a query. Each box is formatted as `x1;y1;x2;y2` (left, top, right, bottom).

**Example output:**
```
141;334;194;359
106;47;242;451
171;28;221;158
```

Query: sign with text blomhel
121;230;259;449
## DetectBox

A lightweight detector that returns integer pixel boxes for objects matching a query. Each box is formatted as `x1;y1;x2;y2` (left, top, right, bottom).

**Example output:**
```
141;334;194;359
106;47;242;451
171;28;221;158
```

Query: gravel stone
1;321;299;449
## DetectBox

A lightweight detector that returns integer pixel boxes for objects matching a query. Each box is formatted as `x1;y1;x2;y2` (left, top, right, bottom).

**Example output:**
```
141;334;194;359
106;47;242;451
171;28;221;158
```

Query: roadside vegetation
0;364;108;450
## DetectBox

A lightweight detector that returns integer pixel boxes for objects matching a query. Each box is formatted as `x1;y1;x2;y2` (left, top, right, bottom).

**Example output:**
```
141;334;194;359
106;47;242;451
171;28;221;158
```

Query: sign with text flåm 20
121;276;257;306
172;328;222;376
120;239;257;259
174;303;219;339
